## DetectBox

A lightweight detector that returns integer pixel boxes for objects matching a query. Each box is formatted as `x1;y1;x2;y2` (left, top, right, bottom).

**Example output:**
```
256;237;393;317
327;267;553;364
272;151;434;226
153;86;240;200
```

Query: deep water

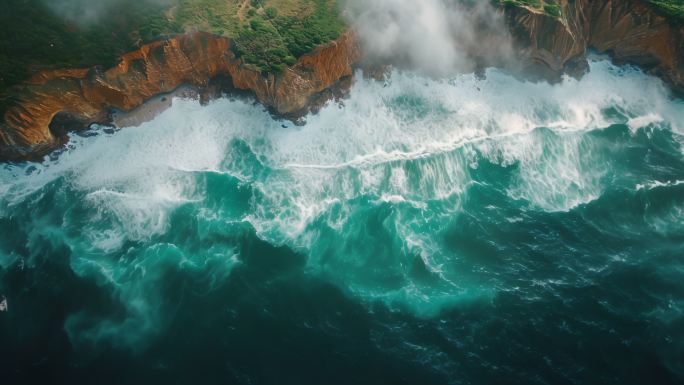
1;60;683;385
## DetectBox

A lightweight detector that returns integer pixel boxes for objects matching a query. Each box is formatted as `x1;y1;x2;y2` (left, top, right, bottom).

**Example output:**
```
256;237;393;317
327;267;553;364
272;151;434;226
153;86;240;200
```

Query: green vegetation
647;0;684;21
232;17;294;74
5;0;678;96
233;0;345;73
0;0;345;95
0;0;182;93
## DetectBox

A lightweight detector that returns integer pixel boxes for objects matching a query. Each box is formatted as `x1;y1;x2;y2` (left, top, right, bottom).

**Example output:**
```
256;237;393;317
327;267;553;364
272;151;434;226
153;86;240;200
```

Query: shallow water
1;60;683;384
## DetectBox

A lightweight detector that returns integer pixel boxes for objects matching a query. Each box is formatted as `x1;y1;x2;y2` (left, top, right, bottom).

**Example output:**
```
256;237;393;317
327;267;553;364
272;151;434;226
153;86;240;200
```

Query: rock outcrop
0;30;360;161
3;0;684;161
504;0;684;88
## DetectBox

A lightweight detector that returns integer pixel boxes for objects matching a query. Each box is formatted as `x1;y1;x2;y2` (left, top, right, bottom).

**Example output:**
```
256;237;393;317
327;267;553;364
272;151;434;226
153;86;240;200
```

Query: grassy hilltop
0;0;345;92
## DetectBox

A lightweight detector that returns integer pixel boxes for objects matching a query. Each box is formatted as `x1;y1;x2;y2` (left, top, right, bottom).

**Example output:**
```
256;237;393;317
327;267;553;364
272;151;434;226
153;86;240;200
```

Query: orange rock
4;1;684;161
0;31;360;161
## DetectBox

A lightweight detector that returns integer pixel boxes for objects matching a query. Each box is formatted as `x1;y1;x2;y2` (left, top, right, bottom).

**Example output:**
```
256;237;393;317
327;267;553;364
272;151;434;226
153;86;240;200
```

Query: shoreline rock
0;30;360;161
2;0;684;162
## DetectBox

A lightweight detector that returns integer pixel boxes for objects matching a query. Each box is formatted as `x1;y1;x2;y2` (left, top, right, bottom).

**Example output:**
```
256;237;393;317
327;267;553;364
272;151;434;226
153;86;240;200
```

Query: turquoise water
1;60;684;384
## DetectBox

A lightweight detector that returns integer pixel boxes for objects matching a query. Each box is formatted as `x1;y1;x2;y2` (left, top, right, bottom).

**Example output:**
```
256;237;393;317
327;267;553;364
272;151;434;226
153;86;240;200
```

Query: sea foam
1;59;683;328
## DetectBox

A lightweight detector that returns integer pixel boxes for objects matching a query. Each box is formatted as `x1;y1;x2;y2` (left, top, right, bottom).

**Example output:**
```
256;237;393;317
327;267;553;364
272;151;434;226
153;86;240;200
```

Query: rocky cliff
0;30;360;161
3;0;684;161
504;0;684;88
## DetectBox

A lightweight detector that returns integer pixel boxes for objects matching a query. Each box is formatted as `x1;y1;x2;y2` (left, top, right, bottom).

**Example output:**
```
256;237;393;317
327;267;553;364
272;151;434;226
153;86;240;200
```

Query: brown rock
503;0;684;88
0;30;360;161
4;1;684;161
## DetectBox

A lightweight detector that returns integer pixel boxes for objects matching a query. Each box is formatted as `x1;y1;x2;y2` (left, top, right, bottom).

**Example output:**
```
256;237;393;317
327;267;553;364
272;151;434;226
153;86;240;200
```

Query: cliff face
228;30;360;115
4;0;684;161
0;31;360;161
504;0;684;87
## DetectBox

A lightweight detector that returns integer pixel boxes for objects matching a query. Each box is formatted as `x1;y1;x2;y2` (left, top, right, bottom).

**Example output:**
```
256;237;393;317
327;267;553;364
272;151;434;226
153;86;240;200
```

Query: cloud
343;0;514;76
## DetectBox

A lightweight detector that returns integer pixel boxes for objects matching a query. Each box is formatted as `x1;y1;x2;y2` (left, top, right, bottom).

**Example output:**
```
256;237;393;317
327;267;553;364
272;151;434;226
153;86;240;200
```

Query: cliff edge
3;0;684;161
0;31;360;161
504;0;684;88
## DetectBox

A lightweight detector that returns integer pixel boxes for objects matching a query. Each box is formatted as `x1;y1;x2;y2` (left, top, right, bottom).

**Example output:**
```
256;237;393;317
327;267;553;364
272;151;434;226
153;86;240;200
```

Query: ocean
1;60;683;384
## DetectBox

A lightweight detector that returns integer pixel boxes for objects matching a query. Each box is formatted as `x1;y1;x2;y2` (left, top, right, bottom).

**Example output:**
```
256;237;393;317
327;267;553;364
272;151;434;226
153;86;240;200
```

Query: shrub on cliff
233;0;345;74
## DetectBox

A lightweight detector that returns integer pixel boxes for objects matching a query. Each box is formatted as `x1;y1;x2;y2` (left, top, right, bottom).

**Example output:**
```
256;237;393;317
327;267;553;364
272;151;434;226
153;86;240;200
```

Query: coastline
0;30;361;162
2;0;684;162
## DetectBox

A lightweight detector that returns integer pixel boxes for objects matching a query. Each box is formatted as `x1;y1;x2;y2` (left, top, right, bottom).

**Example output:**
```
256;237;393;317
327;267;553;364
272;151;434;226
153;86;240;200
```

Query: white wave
1;60;683;318
628;113;664;131
636;180;684;191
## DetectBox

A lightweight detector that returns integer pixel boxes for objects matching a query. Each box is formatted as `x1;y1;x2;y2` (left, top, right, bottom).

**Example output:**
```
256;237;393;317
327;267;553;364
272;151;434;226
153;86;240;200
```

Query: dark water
1;61;683;384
